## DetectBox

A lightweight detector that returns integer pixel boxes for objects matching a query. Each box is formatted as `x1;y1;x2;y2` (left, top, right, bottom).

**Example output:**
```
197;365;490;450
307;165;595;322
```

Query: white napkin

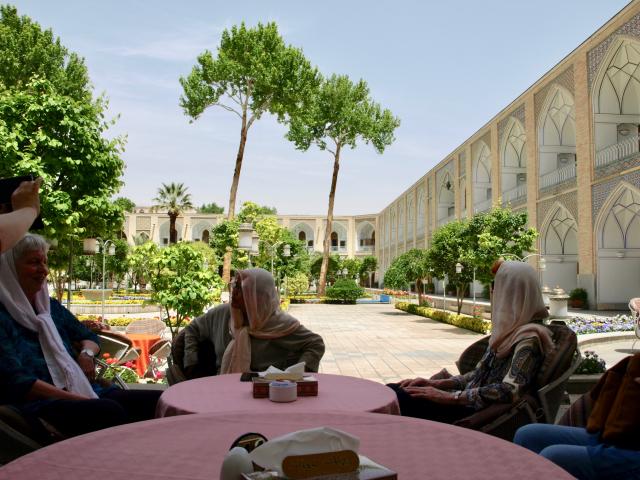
258;362;306;378
249;427;360;474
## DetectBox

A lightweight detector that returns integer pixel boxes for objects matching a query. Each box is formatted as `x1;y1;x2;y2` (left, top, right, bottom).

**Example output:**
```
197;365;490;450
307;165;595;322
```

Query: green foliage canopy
198;202;224;214
149;243;222;339
0;79;125;240
0;5;90;101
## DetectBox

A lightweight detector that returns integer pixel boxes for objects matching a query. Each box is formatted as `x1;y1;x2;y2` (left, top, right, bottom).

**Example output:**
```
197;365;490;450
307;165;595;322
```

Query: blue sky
11;1;631;215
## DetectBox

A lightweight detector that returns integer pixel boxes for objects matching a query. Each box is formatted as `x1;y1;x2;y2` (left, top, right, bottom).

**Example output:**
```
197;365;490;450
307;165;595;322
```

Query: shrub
395;302;491;334
325;279;364;304
286;272;309;297
574;350;606;374
569;288;588;302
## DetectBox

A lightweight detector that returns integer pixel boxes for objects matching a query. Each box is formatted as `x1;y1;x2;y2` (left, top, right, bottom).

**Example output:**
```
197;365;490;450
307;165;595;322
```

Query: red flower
102;353;111;359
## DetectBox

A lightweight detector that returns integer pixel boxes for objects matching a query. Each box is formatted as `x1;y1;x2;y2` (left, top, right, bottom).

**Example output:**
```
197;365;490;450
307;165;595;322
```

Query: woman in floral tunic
387;261;554;423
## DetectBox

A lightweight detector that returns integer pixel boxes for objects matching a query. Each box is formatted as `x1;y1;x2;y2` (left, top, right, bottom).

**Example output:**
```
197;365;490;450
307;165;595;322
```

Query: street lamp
84;238;115;320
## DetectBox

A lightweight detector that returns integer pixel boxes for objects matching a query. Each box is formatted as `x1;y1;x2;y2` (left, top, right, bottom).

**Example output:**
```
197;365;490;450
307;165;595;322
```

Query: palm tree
153;183;193;244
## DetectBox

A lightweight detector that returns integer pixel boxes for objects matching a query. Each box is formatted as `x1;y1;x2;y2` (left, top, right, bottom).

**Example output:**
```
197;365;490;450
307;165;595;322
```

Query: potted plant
567;350;606;395
569;288;588;309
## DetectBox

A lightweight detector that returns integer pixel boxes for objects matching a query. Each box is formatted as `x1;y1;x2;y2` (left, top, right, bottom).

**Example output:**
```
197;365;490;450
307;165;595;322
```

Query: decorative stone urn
81;289;113;302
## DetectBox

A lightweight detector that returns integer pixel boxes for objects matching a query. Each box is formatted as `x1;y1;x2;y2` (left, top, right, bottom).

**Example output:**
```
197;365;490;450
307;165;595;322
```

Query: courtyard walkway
290;303;482;384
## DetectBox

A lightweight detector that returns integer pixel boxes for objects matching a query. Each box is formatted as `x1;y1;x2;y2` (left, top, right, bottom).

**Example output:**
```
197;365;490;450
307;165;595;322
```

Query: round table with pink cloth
156;373;401;417
0;411;573;480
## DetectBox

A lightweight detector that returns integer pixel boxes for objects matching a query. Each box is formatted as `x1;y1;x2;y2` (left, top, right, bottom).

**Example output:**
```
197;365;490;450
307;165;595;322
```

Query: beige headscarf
0;236;97;398
489;261;554;359
220;268;300;373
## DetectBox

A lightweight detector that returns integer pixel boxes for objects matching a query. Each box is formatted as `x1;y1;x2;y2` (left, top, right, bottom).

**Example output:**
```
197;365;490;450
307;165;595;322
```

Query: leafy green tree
286;74;400;295
114;197;136;213
127;242;159;292
187;240;218;273
198;202;224;214
180;22;319;283
463;206;538;286
209;220;250;272
152;182;193;244
385;249;430;305
310;254;340;285
237;201;277;226
359;255;378;287
149;243;222;339
426;207;538;312
0;5;91;101
427;221;473;313
0;78;125;241
383;262;410;292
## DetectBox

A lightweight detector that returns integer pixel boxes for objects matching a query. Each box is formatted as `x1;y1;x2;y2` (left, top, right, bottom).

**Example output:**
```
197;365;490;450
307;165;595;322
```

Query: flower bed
395;302;491;334
566;314;634;335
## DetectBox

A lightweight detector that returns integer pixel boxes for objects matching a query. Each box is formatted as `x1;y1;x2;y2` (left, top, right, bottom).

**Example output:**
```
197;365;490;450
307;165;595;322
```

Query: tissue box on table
252;363;318;398
241;428;397;480
252;376;318;398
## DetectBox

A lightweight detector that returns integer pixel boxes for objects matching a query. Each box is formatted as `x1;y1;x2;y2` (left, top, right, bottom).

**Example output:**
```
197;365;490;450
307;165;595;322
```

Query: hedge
395;302;491;334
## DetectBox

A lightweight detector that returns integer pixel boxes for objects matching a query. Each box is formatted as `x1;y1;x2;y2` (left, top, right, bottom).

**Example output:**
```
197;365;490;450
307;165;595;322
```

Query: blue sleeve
0;311;39;403
50;299;99;346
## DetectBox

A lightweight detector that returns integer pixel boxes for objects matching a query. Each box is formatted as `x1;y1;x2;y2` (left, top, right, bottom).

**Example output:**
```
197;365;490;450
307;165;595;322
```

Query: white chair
630;298;640;350
146;339;172;378
125;319;166;337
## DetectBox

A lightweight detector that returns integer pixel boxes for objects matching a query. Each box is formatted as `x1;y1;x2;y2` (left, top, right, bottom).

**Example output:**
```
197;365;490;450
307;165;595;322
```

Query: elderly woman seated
0;234;161;440
183;268;325;376
387;261;554;424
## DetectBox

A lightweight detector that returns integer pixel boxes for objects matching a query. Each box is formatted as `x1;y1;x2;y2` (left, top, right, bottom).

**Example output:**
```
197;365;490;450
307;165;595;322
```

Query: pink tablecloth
156;373;400;417
0;412;574;480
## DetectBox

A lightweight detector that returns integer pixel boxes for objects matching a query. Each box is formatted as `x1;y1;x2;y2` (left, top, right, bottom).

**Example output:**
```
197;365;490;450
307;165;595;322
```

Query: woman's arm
274;325;325;373
0;178;41;254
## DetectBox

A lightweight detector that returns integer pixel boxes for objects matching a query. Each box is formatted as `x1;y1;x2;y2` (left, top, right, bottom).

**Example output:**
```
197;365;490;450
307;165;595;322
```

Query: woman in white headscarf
183;268;325;376
0;234;161;440
388;260;554;423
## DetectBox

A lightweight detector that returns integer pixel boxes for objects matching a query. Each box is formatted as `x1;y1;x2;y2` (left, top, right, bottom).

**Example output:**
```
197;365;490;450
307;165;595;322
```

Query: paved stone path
290;303;482;384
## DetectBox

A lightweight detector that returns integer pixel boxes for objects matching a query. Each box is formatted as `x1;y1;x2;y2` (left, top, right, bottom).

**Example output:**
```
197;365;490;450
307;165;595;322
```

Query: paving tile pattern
290;303;482;384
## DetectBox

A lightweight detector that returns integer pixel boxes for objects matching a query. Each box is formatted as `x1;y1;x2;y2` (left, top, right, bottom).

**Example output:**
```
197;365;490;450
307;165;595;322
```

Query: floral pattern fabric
450;337;543;410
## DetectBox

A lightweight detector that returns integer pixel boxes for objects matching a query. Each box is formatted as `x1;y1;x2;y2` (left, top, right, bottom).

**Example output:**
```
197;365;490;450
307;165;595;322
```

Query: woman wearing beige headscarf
183;268;325;376
388;261;554;423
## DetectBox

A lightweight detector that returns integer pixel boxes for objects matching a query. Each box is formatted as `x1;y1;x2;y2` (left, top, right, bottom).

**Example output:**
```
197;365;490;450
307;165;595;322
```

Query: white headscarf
0;238;97;398
489;261;554;359
221;268;300;374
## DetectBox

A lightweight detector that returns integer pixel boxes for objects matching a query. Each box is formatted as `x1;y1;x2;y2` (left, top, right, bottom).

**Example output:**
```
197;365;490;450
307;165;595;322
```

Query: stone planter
81;289;113;301
566;373;602;395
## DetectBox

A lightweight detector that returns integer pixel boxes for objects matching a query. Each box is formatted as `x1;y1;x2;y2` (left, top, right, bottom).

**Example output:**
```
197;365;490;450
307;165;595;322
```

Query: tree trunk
169;213;178;244
318;145;341;296
457;285;464;315
416;278;423;306
222;110;249;284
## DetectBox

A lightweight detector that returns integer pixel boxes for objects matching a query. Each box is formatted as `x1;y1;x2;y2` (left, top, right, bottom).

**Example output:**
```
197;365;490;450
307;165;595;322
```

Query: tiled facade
378;2;640;309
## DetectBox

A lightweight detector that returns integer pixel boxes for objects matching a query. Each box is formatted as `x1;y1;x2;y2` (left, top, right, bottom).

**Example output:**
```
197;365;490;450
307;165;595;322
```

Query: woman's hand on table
399;377;439;388
403;386;466;405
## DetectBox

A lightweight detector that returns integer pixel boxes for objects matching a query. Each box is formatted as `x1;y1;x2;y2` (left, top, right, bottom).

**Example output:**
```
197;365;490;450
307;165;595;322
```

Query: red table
156;373;400;417
127;333;161;377
0;412;574;479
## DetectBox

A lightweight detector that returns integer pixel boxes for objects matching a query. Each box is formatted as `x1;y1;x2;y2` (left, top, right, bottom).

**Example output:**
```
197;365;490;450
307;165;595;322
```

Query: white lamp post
84;238;115;320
